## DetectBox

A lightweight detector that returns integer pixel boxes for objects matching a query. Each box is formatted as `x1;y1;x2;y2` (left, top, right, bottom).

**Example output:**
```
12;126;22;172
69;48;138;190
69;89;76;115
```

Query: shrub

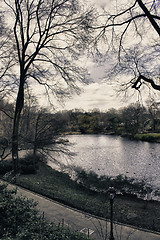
19;153;46;174
0;160;13;174
75;168;152;197
19;157;36;174
0;182;89;240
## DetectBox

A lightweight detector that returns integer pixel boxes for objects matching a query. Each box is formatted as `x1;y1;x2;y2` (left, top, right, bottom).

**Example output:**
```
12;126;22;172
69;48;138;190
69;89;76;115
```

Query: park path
5;182;160;240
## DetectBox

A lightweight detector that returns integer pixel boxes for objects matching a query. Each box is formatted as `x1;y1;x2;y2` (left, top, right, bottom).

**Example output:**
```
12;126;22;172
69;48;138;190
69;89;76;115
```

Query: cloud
63;82;132;111
36;76;160;112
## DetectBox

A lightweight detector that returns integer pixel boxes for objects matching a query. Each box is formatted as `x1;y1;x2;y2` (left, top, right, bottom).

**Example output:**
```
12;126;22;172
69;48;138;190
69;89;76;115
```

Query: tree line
55;103;160;136
0;99;159;161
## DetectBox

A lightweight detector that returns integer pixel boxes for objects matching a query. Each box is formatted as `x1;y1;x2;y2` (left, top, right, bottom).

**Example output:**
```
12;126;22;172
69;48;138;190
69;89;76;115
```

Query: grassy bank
134;133;160;142
63;131;160;143
10;164;160;233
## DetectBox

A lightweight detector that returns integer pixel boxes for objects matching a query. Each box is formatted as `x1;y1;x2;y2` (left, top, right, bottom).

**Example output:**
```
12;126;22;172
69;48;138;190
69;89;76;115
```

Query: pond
49;134;160;199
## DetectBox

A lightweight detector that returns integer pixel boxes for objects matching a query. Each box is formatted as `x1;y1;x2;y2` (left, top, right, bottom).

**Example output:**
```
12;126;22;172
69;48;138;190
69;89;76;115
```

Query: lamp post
107;187;116;240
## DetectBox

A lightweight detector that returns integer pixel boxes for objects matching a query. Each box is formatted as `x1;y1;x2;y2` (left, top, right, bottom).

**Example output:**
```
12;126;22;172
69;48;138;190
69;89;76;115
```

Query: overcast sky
37;60;160;112
58;0;160;112
18;0;160;112
36;56;137;111
63;82;137;111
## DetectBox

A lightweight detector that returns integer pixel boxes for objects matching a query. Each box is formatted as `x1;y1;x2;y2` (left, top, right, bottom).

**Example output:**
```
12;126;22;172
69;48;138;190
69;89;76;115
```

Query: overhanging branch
137;0;160;36
132;75;160;91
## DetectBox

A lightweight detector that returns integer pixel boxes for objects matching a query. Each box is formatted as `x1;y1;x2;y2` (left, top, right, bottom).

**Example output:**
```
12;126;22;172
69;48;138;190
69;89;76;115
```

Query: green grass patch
134;133;160;142
11;164;160;233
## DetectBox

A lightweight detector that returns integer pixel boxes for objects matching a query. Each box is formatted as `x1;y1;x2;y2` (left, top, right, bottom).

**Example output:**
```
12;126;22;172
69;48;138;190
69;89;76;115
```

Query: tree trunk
12;80;24;173
32;114;40;170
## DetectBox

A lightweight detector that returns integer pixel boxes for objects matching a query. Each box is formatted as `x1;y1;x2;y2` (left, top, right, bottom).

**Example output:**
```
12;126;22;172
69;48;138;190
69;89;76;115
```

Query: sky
3;0;159;112
36;56;136;111
56;80;160;112
63;82;138;111
55;0;160;112
37;59;160;112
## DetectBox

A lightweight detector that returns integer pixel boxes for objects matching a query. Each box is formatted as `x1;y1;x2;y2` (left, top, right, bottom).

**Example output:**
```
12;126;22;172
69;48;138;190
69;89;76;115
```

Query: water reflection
60;135;160;190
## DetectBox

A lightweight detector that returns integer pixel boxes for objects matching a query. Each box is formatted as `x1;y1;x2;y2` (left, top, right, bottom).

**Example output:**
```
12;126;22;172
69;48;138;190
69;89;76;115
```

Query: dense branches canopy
93;0;160;92
1;0;94;96
0;0;95;171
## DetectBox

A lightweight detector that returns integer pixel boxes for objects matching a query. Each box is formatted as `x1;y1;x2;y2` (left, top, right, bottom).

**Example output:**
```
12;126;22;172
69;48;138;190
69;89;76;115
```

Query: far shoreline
63;132;160;143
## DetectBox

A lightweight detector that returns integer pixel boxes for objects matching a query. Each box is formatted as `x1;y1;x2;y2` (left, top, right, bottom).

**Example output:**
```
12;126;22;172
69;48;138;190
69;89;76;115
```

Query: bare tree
0;100;13;161
93;0;160;92
0;12;16;100
0;0;95;172
146;100;160;132
30;109;73;170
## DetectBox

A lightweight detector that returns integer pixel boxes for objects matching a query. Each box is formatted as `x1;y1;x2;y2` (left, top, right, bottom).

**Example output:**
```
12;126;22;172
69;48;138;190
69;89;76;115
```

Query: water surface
57;135;160;190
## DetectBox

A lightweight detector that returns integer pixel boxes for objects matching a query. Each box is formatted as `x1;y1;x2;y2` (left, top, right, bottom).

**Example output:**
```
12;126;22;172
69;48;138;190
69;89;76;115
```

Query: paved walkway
5;183;160;240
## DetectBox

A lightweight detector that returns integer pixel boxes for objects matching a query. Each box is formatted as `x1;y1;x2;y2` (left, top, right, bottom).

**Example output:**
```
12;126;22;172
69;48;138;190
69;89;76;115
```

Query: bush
19;154;46;174
0;160;13;174
0;154;46;175
0;182;89;240
19;157;36;174
75;169;152;197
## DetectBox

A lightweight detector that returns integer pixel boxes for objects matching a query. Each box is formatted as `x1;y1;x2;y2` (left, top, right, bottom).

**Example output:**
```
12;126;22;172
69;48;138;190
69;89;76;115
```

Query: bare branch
132;75;160;91
0;107;13;119
137;0;160;36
